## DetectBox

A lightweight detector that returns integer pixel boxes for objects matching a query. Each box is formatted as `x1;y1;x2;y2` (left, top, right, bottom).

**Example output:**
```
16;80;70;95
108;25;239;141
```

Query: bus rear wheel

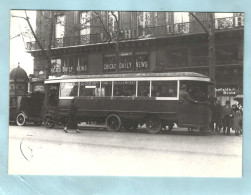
106;114;122;132
43;113;55;128
146;117;162;134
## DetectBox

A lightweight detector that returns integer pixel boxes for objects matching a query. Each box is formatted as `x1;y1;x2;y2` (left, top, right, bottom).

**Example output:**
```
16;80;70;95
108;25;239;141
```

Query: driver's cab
178;80;211;129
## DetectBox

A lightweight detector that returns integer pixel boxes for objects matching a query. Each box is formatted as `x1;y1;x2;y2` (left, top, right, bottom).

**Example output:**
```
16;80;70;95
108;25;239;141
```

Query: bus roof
46;72;210;81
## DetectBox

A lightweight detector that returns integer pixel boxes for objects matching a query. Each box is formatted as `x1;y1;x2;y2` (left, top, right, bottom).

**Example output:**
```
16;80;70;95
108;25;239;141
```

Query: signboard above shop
216;87;239;96
103;52;150;73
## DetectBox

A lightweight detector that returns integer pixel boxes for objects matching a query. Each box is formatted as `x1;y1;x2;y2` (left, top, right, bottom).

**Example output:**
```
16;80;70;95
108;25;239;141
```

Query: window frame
57;78;180;100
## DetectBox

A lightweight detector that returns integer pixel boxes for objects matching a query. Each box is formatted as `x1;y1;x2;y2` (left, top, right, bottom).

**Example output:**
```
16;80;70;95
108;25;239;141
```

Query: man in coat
222;100;232;135
215;100;223;133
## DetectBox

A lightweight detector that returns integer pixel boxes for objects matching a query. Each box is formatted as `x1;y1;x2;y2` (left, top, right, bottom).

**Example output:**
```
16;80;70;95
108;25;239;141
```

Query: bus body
43;72;211;133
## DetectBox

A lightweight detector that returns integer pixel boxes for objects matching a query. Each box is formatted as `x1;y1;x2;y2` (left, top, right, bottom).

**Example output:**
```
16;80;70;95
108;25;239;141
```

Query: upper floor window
215;13;234;30
137;12;152;37
108;11;118;32
51;59;62;74
55;15;65;39
137;12;151;28
174;12;189;24
215;13;233;19
80;11;91;35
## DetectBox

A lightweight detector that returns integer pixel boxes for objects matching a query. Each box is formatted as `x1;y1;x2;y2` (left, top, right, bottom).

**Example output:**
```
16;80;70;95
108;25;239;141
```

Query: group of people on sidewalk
210;98;243;136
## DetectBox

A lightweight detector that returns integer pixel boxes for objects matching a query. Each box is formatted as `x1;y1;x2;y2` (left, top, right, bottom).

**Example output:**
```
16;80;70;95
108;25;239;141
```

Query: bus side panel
178;102;211;127
58;98;178;120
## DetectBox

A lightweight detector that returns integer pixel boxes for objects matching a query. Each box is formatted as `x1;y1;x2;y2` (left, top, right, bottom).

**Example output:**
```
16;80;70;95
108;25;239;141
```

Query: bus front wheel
146;117;162;134
106;114;122;132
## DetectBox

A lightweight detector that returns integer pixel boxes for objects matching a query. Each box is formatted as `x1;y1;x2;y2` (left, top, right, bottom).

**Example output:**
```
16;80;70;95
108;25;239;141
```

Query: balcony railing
26;16;244;51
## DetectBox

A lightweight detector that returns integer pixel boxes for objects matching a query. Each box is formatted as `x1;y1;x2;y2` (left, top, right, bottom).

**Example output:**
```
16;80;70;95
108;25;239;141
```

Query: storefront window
104;55;117;72
77;56;88;73
113;81;136;97
119;54;133;71
135;54;149;71
216;45;238;65
191;47;209;66
167;48;188;67
151;81;177;97
60;82;78;97
79;81;100;97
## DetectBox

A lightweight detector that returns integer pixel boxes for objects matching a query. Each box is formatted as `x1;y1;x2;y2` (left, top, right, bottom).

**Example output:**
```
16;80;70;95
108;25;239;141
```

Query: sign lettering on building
103;52;150;72
216;87;238;96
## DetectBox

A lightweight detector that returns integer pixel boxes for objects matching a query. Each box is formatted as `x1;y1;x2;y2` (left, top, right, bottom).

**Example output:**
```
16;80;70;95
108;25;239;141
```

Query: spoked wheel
43;113;55;128
106;114;122;132
124;120;138;131
16;113;26;126
146;117;162;134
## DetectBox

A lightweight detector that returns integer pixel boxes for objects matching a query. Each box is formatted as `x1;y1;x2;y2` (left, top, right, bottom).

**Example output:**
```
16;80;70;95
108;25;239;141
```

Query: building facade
26;11;244;103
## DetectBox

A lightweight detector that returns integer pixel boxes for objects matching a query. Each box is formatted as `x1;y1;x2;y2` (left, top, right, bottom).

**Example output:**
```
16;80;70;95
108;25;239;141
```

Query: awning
234;94;243;102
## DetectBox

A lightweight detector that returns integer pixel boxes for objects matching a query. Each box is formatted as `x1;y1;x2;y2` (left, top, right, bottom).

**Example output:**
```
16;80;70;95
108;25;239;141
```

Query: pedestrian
238;104;243;135
222;100;233;135
64;99;80;133
215;100;223;133
232;105;242;136
210;97;217;132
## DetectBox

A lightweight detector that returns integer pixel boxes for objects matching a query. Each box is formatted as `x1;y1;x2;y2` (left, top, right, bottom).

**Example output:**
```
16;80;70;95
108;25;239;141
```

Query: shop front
216;86;240;105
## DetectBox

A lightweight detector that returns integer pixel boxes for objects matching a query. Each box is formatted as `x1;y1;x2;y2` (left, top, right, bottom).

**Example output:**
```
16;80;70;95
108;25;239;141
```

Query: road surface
8;124;242;177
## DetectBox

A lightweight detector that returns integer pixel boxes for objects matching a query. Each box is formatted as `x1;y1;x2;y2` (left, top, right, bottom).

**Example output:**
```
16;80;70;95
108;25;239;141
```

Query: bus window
114;81;136;97
101;81;112;97
79;81;100;97
152;81;177;97
180;81;208;102
60;82;78;97
138;81;150;97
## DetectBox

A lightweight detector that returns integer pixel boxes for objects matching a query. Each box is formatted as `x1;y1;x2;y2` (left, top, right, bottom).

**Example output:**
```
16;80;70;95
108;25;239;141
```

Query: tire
16;113;26;126
106;114;122;132
124;120;138;131
43;113;55;128
146;117;162;134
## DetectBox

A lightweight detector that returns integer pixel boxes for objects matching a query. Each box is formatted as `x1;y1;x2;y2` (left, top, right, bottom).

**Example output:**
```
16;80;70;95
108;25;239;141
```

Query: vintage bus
42;72;212;133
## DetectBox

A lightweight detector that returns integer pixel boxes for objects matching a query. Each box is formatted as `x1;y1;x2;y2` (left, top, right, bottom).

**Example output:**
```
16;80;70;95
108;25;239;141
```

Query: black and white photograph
9;10;243;177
